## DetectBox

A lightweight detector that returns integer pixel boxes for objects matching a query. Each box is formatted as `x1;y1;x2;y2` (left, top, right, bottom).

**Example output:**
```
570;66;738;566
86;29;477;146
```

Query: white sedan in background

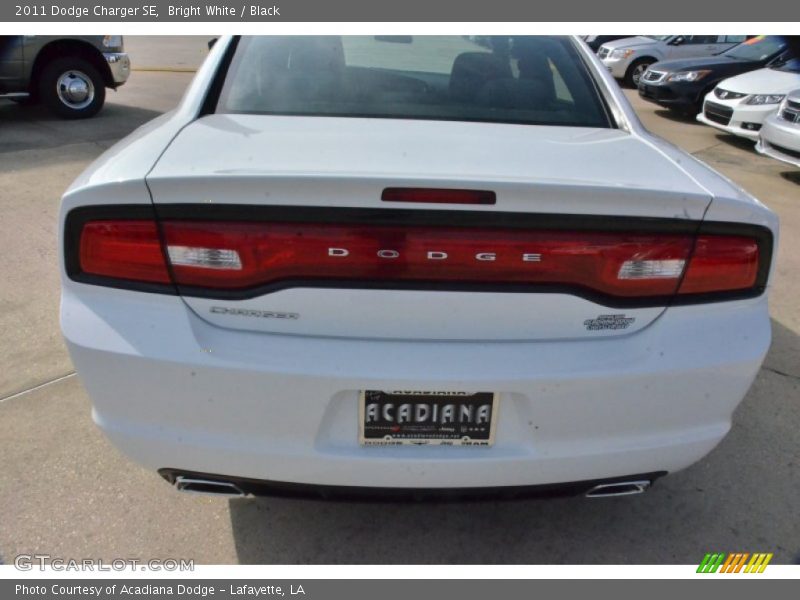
757;88;800;167
60;36;777;500
698;58;800;141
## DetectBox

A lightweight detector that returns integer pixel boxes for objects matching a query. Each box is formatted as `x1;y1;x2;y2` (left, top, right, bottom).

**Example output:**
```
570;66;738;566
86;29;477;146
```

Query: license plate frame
359;390;498;447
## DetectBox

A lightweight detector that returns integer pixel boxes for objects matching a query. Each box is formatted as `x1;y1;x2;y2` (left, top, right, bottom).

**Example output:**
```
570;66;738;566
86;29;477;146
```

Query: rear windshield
215;36;612;128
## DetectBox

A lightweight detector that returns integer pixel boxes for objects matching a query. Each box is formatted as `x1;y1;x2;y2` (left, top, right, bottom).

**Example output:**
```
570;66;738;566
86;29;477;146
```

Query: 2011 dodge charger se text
59;36;779;499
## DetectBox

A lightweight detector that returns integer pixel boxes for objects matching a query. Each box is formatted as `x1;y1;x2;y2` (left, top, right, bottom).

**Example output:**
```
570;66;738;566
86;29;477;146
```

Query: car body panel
599;36;743;80
581;35;631;53
697;66;800;140
145;115;713;340
62;284;769;488
0;36;26;93
148;116;713;210
637;42;791;112
0;35;128;96
711;65;800;95
59;35;779;492
757;90;800;167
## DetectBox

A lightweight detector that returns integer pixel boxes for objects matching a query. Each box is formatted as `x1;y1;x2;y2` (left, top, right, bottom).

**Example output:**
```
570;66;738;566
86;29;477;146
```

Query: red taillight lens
79;220;170;284
678;235;760;294
71;215;767;304
158;221;694;297
382;188;496;205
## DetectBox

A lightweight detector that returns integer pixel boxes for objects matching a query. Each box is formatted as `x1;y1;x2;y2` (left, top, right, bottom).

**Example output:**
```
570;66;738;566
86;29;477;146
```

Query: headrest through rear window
450;52;513;102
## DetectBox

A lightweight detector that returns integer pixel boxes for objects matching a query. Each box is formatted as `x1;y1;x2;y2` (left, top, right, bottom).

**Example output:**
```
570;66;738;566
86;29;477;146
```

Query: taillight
678;235;759;295
159;221;694;297
66;208;770;306
78;220;170;284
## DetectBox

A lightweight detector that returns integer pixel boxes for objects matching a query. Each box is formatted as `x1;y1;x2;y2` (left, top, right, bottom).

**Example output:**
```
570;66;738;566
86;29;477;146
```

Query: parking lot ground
124;36;209;72
0;71;194;399
0;41;798;564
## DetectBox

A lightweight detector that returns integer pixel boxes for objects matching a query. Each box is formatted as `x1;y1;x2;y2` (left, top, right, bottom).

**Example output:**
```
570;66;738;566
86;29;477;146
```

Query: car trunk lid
145;115;712;341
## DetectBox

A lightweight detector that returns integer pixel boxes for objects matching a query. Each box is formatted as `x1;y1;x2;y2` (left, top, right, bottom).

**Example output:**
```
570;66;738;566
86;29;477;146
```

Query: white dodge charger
60;36;778;499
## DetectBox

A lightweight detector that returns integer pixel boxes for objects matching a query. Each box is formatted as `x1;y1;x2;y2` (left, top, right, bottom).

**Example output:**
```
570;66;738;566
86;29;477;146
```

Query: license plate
359;391;498;447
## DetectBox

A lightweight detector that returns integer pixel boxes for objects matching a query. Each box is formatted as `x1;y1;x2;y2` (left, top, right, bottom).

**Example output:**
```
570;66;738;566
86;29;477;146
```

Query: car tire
624;59;654;88
39;57;106;119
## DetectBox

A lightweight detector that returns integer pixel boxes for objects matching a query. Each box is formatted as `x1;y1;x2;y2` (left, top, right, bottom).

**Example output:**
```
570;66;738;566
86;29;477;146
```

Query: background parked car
638;36;792;115
697;58;800;141
580;35;631;52
0;35;130;118
757;88;800;167
599;35;749;87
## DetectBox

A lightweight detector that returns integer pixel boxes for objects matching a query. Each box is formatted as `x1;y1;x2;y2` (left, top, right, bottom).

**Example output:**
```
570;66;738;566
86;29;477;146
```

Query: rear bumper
62;286;771;490
158;468;668;500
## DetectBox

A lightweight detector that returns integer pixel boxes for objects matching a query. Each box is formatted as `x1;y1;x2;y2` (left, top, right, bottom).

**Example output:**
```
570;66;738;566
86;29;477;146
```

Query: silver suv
0;35;130;118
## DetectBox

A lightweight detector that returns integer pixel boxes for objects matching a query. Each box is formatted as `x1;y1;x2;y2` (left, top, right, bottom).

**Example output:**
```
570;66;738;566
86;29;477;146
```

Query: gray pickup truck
0;35;130;118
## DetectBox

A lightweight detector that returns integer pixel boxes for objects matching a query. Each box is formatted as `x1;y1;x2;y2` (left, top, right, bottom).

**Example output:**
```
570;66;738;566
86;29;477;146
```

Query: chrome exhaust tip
585;480;651;498
174;476;247;497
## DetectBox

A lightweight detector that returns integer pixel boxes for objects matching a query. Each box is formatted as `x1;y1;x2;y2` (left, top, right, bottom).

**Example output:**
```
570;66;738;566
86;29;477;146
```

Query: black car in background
638;36;792;114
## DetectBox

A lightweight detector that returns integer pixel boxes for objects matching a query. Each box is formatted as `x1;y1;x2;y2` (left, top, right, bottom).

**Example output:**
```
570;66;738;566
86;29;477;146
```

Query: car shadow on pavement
227;319;800;565
0;99;163;158
713;132;760;153
654;108;703;124
779;170;800;186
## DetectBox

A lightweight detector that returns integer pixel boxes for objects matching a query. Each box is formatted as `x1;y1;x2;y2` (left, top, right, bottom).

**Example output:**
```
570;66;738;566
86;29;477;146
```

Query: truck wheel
39;57;106;119
624;59;654;88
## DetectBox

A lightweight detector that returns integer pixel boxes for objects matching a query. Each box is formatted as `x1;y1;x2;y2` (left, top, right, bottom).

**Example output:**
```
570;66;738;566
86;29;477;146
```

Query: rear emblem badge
210;306;299;320
584;314;635;331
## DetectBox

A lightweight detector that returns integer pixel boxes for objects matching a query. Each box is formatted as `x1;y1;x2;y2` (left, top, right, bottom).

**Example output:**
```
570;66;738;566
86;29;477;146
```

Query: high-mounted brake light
382;188;496;205
68;212;768;305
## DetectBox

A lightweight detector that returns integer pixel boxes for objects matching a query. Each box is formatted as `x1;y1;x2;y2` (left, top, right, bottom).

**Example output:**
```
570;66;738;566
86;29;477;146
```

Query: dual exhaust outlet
171;475;653;499
584;480;651;498
174;476;246;497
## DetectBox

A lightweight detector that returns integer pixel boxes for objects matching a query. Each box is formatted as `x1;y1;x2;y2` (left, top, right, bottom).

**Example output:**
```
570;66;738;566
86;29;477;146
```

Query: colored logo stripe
697;552;773;573
720;553;749;573
697;553;725;573
745;553;773;573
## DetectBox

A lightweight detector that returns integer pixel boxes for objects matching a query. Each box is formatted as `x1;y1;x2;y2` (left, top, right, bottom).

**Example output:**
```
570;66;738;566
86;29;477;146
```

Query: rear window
215;36;611;128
